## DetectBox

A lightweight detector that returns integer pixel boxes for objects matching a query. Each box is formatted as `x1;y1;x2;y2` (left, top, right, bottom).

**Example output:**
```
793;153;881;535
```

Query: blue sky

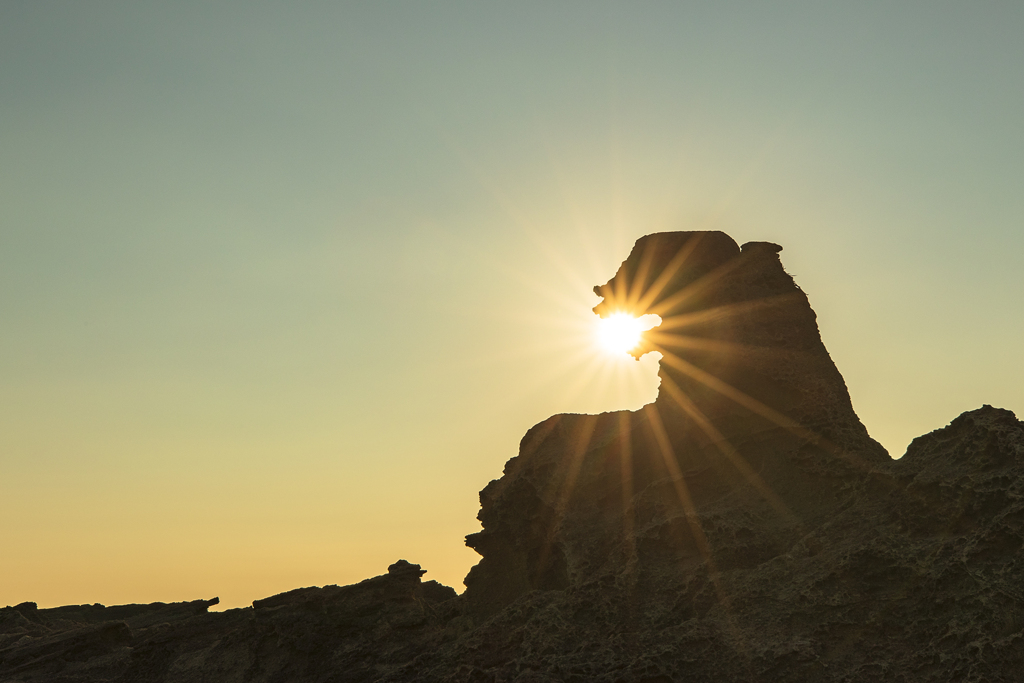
2;2;1022;608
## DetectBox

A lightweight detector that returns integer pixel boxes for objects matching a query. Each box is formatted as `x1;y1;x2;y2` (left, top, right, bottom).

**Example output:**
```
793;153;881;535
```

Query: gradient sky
2;2;1022;609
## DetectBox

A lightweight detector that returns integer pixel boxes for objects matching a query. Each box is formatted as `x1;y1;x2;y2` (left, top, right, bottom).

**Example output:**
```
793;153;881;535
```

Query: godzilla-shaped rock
462;232;891;621
3;231;1023;682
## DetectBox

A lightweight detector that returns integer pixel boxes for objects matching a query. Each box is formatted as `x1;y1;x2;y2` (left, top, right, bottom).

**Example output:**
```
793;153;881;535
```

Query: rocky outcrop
4;231;1023;682
462;232;891;622
1;561;457;683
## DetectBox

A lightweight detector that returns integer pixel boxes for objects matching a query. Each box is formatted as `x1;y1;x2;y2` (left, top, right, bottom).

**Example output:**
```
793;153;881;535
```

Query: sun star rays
549;236;860;603
451;175;850;624
488;232;860;654
444;122;820;657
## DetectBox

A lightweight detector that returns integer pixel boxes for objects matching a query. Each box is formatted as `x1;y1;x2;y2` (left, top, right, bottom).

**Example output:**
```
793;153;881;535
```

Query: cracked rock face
4;231;1024;683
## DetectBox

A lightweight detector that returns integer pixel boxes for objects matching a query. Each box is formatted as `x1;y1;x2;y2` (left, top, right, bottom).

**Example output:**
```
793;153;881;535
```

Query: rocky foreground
3;232;1023;682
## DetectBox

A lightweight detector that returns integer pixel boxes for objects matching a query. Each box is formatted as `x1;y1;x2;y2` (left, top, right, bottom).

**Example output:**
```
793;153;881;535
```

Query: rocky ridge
3;231;1023;682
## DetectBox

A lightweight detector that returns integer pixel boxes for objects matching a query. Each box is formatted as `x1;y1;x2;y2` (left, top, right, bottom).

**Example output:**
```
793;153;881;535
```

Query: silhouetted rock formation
462;232;890;623
4;231;1023;682
1;562;456;682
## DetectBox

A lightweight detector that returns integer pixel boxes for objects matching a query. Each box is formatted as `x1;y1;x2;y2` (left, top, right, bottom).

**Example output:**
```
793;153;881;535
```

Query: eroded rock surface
4;232;1023;682
1;561;457;683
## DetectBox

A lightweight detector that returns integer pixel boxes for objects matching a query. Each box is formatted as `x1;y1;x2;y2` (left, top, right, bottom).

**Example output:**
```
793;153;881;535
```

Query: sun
596;313;647;355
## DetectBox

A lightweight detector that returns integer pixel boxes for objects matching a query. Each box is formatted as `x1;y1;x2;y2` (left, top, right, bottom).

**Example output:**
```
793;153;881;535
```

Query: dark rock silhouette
4;231;1023;682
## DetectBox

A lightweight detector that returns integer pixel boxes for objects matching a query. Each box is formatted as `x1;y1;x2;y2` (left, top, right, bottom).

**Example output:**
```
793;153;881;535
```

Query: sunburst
447;124;813;648
595;312;662;356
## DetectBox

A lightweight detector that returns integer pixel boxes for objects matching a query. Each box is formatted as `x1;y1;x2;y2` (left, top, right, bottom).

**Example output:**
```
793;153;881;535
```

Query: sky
2;2;1022;609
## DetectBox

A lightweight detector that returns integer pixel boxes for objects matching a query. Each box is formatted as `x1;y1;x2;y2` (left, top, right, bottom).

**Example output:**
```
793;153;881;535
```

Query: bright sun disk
597;313;646;355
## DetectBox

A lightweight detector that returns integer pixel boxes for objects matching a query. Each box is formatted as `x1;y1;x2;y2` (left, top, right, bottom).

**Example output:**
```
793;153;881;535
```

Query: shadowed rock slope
4;231;1024;682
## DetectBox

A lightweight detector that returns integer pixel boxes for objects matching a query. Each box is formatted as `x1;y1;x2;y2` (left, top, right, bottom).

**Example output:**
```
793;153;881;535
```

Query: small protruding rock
387;559;427;578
